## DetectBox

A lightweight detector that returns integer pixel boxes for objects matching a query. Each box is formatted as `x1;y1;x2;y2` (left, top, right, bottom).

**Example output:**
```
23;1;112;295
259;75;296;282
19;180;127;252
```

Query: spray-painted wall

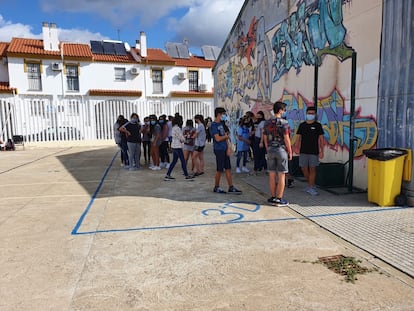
214;0;386;190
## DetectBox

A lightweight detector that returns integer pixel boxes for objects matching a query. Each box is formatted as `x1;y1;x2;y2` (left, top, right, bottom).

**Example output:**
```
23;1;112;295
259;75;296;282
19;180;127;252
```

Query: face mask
159;120;164;124
281;111;287;118
306;114;316;121
145;121;149;125
221;114;228;122
150;121;156;125
131;118;138;123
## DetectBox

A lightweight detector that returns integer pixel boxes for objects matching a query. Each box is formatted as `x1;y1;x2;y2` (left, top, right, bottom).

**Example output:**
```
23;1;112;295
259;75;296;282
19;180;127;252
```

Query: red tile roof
0;42;8;57
137;48;176;65
0;82;17;94
174;56;215;68
170;90;213;98
7;38;93;60
93;52;136;63
89;89;142;97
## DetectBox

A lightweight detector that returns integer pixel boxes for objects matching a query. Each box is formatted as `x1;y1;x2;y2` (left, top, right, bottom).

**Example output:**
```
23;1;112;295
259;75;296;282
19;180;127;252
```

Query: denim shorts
267;148;288;173
299;153;319;167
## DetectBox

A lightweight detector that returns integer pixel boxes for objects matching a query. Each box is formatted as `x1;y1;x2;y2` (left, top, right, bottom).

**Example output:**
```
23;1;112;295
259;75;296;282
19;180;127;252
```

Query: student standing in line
252;111;267;174
149;114;162;170
120;113;142;171
159;114;170;169
182;119;196;174
209;107;242;194
141;116;151;165
263;101;292;206
296;106;324;195
235;115;251;173
114;115;129;167
164;117;194;181
192;114;206;176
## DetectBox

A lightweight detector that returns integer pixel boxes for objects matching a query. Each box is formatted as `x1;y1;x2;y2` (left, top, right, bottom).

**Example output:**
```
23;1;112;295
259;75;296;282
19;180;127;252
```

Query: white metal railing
0;95;214;143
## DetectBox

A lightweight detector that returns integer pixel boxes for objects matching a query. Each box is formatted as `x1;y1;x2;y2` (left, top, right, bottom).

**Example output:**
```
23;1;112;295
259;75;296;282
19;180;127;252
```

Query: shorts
299;153;319;167
183;144;195;152
267;148;288;173
194;145;205;152
214;149;231;171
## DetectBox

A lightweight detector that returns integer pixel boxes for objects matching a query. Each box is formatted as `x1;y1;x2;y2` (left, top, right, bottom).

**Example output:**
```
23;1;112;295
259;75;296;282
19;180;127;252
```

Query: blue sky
0;0;244;56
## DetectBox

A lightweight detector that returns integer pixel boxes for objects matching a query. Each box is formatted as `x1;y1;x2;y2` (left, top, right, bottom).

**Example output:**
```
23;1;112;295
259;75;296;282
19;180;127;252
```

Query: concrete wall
214;0;383;189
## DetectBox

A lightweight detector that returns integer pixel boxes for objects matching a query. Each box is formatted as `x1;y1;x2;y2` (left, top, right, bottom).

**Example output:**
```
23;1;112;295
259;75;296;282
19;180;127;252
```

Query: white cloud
169;0;243;48
0;14;108;43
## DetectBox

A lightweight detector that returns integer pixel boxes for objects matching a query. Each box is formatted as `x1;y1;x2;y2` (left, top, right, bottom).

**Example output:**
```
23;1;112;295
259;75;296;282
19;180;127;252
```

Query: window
26;62;42;91
115;67;126;81
66;65;79;91
152;69;163;94
189;70;199;91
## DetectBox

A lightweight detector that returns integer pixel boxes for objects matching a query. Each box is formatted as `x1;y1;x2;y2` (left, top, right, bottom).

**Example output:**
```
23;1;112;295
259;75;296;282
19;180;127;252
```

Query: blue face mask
281;111;287;118
306;114;316;121
221;114;228;122
150;121;156;125
159;120;164;124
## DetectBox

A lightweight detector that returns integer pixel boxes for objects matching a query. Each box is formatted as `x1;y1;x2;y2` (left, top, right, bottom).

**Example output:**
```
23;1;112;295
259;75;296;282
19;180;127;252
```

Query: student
296;106;324;195
192;114;206;176
141;116;151;165
209;107;242;194
164;117;194;181
235;115;251;173
4;138;15;151
149;115;162;170
120;113;142;170
114;115;129;167
159;114;170;169
263;101;293;206
182;119;196;174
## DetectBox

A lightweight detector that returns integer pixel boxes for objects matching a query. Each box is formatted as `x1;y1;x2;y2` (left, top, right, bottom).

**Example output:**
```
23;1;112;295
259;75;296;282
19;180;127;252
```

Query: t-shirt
296;121;324;155
209;121;227;151
183;126;196;146
254;120;265;138
195;123;206;147
263;117;290;153
123;122;142;143
237;125;250;152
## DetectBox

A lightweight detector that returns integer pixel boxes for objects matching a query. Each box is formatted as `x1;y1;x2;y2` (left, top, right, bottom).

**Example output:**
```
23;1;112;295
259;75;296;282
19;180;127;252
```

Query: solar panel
114;43;127;56
90;40;104;54
166;42;179;58
103;41;116;55
201;45;221;60
177;44;190;59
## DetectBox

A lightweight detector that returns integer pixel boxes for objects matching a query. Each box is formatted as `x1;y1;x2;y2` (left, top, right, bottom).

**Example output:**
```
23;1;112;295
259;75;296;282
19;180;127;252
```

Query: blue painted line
71;150;119;235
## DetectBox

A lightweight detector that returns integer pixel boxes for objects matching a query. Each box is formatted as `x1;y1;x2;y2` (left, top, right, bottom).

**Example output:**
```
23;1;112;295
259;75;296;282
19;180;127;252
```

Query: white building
0;23;218;143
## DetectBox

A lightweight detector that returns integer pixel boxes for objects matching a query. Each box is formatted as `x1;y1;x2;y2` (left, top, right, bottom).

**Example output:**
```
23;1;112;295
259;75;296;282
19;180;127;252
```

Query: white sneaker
152;166;161;170
165;163;170;169
242;166;250;173
236;167;241;173
159;162;165;168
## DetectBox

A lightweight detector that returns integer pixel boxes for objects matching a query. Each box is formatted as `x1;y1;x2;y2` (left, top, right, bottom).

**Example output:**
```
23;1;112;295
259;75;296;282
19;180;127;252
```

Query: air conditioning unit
51;63;62;71
130;67;140;75
178;72;186;80
199;84;207;92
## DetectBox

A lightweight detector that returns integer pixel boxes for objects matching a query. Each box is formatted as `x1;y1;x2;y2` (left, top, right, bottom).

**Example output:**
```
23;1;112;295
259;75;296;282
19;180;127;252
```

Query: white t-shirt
195;123;206;147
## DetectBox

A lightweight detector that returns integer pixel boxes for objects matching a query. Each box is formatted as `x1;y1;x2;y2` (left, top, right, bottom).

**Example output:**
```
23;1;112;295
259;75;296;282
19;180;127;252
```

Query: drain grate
318;255;371;283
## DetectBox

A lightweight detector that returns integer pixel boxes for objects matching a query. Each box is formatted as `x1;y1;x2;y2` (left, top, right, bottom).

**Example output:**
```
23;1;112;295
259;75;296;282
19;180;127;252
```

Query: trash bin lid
363;148;408;161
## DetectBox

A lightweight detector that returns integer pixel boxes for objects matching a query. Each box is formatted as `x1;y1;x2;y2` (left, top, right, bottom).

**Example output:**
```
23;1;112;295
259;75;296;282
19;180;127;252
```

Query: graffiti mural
281;90;377;157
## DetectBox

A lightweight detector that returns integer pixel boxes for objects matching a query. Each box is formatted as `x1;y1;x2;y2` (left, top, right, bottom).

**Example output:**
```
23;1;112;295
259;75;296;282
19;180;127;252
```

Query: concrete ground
0;144;413;311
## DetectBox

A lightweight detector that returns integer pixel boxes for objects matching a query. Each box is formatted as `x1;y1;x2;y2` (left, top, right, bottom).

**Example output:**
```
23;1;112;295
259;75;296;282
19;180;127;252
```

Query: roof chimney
140;31;147;58
135;39;140;50
42;22;59;51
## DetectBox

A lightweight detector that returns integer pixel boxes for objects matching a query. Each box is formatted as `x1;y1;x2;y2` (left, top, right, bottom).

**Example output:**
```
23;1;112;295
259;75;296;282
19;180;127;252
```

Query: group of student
113;112;207;180
114;101;324;206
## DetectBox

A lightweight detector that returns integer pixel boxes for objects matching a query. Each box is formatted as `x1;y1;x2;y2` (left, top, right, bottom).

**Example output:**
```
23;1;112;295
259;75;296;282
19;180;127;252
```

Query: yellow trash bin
363;148;408;206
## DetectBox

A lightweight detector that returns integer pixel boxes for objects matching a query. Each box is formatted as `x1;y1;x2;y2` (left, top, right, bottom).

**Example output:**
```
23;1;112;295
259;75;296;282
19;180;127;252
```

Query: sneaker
164;175;175;181
242;166;250;173
274;198;289;207
236;167;241;174
306;187;319;196
228;186;242;194
287;179;295;188
165;163;170;169
213;186;226;194
159;162;165;168
185;175;194;181
267;196;277;204
153;166;161;170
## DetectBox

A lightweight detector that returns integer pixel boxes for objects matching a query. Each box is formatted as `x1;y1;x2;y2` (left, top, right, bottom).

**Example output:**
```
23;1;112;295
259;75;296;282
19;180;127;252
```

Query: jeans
236;150;248;167
166;148;189;176
127;142;141;168
253;137;267;171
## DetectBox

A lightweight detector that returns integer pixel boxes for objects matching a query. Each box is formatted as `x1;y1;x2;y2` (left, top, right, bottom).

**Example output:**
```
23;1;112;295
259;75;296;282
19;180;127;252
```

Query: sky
0;0;244;56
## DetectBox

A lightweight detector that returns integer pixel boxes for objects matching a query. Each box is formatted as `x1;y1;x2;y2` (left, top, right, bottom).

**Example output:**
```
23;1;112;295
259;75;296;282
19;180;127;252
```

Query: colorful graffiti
282;90;377;157
272;0;352;82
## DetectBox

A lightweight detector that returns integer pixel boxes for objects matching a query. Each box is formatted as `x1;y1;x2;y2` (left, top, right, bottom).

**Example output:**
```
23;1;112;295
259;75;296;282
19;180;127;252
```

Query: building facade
213;0;414;203
0;23;217;143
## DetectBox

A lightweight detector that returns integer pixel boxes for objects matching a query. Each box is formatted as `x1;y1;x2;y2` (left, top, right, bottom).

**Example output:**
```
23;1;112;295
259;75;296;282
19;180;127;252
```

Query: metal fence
0;96;214;143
